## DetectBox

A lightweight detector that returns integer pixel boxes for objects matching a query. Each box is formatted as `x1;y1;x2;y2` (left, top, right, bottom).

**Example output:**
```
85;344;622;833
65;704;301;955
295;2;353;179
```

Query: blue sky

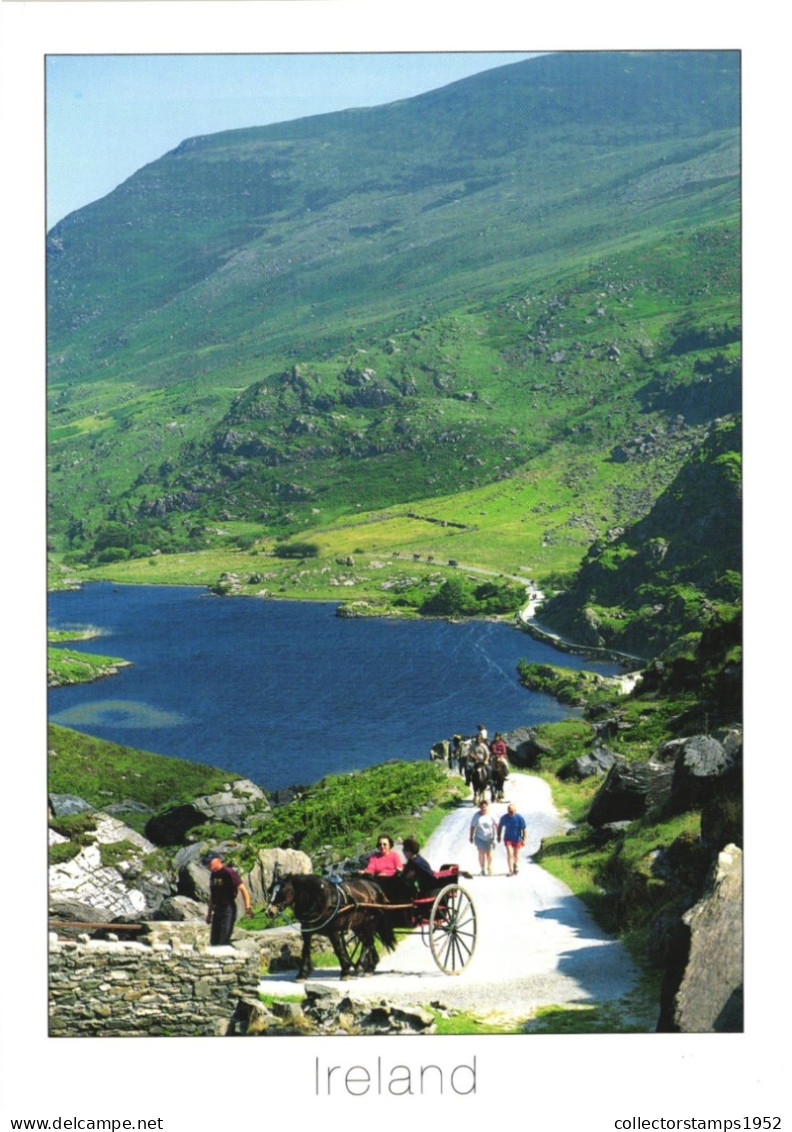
46;52;538;227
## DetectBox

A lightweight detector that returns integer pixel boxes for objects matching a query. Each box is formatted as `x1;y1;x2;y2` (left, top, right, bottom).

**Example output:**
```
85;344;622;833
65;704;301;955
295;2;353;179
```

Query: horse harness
272;878;359;934
270;876;418;935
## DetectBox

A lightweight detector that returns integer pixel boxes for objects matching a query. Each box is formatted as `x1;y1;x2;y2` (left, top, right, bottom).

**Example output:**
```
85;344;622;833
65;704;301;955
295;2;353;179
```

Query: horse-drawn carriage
268;864;477;980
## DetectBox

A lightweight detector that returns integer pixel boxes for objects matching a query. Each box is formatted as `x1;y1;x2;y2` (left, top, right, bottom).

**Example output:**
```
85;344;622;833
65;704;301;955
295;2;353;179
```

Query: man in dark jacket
203;851;253;945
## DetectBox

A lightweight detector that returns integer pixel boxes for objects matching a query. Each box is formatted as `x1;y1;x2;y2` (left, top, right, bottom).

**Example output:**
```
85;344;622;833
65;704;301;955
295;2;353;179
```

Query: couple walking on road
469;799;527;876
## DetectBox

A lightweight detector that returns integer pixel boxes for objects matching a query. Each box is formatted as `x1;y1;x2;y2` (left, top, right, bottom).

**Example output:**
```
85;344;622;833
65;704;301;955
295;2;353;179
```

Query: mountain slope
47;50;741;657
47;50;739;384
539;418;742;654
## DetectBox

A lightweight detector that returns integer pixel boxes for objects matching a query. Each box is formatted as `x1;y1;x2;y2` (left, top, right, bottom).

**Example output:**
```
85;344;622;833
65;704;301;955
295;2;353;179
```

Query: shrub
242;760;457;867
96;547;131;564
274;542;320;559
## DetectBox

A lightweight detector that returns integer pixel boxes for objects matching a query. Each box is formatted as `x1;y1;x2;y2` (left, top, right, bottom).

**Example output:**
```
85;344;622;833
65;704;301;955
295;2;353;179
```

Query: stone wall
49;924;262;1037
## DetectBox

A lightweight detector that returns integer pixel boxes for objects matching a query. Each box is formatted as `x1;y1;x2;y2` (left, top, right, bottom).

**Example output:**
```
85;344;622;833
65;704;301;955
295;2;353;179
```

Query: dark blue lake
48;583;623;792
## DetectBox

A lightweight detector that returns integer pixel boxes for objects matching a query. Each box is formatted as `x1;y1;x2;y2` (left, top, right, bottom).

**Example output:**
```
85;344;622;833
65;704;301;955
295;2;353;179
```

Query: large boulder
244;848;313;907
49;793;95;818
145;779;270;845
653;732;742;811
658;844;743;1033
48;898;109;937
178;859;214;902
153;895;207;922
562;743;617;781
500;727;551;768
586;755;675;826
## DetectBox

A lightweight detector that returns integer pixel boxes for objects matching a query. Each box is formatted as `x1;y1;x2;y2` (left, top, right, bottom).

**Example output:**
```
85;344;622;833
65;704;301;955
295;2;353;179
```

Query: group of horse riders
432;724;510;803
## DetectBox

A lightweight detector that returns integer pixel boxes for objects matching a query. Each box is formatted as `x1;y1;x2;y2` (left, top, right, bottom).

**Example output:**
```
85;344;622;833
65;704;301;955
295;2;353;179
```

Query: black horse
489;757;509;802
469;760;489;805
267;873;398;980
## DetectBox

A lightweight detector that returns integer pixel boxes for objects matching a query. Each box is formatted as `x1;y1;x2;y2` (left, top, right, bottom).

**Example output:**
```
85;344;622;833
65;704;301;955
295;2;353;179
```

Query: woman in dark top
399;836;436;896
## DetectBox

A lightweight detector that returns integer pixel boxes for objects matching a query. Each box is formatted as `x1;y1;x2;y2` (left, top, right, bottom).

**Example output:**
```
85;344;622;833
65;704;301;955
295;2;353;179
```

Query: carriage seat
433;864;459;883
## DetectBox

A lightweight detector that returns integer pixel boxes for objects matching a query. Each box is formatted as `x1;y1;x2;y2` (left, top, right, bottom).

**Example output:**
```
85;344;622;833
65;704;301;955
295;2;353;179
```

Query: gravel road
258;772;651;1026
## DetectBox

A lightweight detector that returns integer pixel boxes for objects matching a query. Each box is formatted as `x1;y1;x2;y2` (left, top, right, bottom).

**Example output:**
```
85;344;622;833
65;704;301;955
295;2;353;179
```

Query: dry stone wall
49;924;261;1037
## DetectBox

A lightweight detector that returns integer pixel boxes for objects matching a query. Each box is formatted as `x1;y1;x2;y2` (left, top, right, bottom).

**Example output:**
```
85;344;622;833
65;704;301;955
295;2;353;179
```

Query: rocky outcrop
501;726;552;768
586;730;742;827
236;985;436;1036
562;743;617;781
145;778;270;845
174;845;313;910
652;730;742;812
49;812;173;921
244;847;313;907
587;756;674;826
657;844;743;1032
153;895;207;921
50;793;96;817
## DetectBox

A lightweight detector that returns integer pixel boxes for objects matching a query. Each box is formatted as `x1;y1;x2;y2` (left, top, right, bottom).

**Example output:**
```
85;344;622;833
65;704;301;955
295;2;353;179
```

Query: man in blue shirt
497;802;527;876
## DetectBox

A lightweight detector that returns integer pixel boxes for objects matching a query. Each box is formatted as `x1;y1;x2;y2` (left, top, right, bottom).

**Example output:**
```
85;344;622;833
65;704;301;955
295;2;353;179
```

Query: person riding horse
468;736;491;803
488;733;510;801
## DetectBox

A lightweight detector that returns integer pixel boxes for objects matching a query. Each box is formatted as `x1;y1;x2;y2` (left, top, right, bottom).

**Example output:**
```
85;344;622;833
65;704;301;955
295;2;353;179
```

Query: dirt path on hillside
258;772;656;1029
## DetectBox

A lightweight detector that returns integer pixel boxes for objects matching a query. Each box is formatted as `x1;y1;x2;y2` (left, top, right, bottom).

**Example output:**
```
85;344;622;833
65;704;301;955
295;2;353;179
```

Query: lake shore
48;582;623;792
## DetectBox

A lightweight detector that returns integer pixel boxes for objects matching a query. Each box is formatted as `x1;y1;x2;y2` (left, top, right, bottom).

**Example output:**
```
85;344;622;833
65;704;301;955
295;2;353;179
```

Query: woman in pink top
362;834;404;876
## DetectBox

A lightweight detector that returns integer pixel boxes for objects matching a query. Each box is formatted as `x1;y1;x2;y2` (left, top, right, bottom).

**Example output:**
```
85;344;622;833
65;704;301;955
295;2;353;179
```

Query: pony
266;873;398;980
469;760;489;805
489;757;509;802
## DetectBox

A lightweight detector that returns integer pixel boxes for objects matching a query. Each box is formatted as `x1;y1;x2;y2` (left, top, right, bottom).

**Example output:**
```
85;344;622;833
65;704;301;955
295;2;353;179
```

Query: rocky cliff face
657;844;743;1032
540;419;741;656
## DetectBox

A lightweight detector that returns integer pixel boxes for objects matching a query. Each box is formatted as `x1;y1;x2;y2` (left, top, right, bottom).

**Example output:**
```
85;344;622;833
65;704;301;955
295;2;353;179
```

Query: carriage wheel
339;928;365;973
428;884;477;974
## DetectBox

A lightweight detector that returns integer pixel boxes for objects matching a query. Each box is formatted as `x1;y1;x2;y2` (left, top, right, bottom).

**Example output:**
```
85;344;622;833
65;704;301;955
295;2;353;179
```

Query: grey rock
244;847;313;906
654;734;741;811
48;898;108;926
145;778;270;845
669;844;743;1033
271;1000;305;1022
501;727;550;768
49;813;172;920
570;744;617;780
104;800;154;817
178;860;212;902
50;794;95;817
589;821;633;845
153;895;207;922
587;755;674;826
173;842;210;871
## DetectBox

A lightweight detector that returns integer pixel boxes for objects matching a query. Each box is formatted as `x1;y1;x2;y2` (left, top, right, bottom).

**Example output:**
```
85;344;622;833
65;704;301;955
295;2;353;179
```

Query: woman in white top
469;800;498;875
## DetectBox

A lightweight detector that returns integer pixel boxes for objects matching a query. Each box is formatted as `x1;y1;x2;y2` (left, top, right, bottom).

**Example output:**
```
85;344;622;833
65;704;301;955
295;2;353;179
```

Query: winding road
258;771;655;1028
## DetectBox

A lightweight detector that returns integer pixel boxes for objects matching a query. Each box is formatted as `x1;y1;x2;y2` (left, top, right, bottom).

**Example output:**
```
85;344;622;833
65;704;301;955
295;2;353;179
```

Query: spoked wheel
339;928;365;973
428;884;477;974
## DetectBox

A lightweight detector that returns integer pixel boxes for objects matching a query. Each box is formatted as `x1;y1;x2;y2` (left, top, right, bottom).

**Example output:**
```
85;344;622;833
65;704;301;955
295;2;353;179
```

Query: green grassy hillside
540;418;741;653
47;51;741;658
